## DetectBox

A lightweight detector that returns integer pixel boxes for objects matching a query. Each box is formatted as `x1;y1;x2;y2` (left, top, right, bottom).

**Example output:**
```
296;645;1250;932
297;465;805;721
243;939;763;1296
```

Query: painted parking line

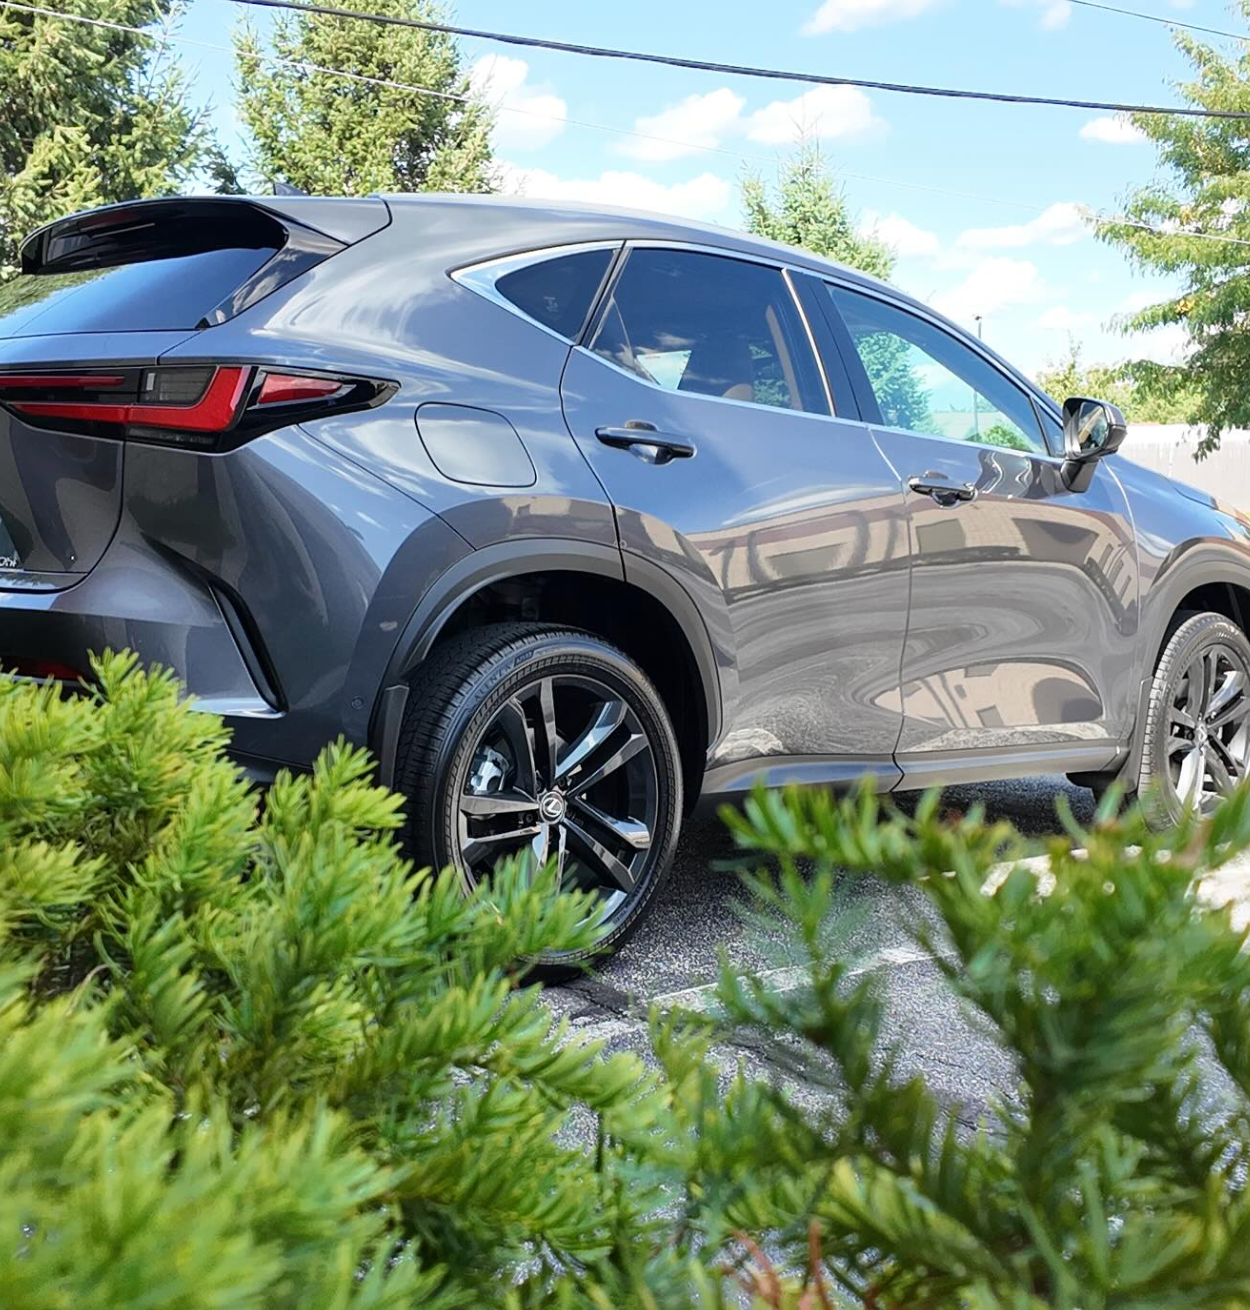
562;846;1250;1043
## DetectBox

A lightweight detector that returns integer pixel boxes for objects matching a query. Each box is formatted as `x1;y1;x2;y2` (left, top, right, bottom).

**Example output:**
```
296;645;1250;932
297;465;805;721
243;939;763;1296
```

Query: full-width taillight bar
0;365;396;452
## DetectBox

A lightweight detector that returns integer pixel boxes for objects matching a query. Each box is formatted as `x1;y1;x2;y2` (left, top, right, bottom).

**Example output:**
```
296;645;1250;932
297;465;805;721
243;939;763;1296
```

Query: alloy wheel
455;673;659;918
1166;642;1250;813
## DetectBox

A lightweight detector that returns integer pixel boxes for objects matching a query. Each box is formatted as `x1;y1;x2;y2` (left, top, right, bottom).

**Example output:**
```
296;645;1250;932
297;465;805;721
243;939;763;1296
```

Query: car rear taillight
0;365;395;452
3;657;86;684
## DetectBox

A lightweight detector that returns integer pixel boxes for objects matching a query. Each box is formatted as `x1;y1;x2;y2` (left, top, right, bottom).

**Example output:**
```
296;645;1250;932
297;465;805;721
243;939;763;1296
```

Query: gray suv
4;193;1250;964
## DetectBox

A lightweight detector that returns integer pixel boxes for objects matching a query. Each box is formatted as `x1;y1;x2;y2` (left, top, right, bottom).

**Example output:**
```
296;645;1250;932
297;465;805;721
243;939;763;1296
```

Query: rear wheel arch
369;540;721;807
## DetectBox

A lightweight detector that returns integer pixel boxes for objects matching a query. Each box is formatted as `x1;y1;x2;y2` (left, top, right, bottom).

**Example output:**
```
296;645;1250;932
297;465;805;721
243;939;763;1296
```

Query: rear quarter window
492;247;614;340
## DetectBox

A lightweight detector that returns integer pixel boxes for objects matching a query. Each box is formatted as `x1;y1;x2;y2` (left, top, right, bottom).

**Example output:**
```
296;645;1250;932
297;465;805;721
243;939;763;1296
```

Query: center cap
539;791;567;823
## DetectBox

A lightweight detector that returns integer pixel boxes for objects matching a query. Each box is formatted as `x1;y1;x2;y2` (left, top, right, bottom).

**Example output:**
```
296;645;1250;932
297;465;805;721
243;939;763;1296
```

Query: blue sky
171;0;1232;378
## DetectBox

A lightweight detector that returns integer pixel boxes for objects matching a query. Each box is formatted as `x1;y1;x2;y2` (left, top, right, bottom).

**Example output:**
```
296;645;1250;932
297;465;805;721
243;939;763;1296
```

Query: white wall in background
1120;426;1250;511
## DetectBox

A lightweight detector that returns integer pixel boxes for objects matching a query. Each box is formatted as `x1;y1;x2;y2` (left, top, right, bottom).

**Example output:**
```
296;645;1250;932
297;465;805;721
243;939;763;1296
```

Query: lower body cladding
0;426;471;777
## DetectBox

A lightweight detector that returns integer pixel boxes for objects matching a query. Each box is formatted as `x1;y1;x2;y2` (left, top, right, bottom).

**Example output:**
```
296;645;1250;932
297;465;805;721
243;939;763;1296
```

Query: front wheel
1137;611;1250;828
395;623;683;971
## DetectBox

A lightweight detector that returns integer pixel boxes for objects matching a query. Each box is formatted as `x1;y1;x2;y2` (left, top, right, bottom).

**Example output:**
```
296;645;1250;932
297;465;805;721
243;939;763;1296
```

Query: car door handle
595;424;696;465
907;475;977;506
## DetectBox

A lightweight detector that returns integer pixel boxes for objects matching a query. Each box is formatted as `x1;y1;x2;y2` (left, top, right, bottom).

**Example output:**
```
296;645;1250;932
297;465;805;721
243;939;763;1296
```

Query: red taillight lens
256;374;345;406
8;367;249;437
0;365;395;451
4;657;85;683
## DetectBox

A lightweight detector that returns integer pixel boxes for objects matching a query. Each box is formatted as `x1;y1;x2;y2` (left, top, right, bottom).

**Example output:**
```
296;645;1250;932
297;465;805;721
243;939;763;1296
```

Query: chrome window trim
449;240;624;345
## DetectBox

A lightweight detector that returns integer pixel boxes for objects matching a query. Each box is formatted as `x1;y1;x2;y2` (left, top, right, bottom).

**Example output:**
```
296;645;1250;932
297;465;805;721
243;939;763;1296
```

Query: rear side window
587;248;829;416
0;246;280;337
494;247;613;340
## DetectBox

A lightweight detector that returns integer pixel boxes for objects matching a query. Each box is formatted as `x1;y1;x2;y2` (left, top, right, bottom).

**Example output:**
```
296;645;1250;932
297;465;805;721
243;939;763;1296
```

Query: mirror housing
1060;396;1127;492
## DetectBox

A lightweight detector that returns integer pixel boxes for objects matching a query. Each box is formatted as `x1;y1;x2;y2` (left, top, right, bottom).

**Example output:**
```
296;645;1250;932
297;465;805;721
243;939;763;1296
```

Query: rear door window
587;248;829;416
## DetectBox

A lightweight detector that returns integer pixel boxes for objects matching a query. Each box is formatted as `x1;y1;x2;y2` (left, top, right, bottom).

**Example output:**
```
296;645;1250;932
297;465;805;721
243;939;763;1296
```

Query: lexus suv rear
5;192;1250;967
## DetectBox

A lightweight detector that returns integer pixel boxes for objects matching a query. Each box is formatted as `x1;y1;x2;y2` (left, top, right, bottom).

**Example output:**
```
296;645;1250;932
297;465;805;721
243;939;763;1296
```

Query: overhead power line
5;0;1250;250
1069;0;1250;44
224;0;1250;119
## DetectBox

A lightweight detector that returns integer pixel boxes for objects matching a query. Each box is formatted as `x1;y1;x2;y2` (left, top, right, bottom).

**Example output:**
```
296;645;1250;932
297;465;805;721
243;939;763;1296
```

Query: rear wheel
395;623;683;971
1138;611;1250;828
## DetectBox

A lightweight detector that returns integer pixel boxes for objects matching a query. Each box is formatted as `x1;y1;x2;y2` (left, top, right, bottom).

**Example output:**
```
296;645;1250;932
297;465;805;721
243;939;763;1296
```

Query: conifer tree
0;0;207;277
234;0;494;195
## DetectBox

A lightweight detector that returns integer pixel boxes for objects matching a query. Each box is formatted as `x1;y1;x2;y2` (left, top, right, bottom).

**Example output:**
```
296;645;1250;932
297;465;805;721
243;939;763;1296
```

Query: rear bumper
0;528;275;717
1;424;472;772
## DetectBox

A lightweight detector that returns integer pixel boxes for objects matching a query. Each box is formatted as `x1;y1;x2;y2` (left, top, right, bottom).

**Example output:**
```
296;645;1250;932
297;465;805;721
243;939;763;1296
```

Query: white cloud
932;257;1048;324
802;0;941;33
1039;1;1072;27
1037;305;1096;331
862;210;940;258
1001;0;1072;28
469;55;567;152
745;85;880;145
1125;323;1192;365
497;164;733;223
957;202;1087;250
1080;115;1148;145
621;89;746;161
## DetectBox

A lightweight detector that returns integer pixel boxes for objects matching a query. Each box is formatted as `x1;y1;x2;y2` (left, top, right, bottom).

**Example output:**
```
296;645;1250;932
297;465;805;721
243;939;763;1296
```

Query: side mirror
1060;396;1127;492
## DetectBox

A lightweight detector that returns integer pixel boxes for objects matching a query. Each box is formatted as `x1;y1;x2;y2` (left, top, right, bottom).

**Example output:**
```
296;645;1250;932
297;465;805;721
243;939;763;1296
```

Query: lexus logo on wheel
539;792;566;823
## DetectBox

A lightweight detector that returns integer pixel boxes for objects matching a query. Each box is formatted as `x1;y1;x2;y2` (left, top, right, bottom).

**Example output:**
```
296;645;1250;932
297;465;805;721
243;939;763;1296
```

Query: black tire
395;622;683;972
1137;611;1250;829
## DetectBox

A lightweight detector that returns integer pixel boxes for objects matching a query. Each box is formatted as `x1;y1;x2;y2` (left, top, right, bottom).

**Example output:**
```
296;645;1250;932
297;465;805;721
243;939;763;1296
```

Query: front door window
827;284;1049;455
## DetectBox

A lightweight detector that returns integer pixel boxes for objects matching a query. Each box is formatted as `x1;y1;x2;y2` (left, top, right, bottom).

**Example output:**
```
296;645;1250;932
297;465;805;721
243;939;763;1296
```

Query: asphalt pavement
545;775;1248;1128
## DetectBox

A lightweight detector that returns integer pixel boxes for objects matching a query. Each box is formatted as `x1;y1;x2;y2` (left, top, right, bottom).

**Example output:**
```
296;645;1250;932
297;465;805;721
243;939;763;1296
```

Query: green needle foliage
4;654;1250;1307
233;0;495;196
0;653;669;1307
684;784;1250;1307
741;142;894;280
0;0;208;278
1095;0;1250;453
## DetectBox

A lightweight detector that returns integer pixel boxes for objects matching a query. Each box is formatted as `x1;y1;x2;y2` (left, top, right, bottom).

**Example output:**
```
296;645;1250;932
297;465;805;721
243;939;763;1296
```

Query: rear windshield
0;245;279;338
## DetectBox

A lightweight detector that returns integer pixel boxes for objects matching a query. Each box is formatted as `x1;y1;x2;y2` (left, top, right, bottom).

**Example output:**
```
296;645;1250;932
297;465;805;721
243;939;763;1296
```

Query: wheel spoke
571;733;649;794
571;795;651;850
1206;667;1245;720
529;822;551;872
564;816;636;892
536;677;559;790
1177;746;1205;807
555;823;568;888
556;698;626;784
1185;656;1208;716
1167;733;1194;758
1170;705;1197;730
463;824;544;868
1209;696;1250;731
459;789;538;818
494;698;538;795
1205;743;1236;795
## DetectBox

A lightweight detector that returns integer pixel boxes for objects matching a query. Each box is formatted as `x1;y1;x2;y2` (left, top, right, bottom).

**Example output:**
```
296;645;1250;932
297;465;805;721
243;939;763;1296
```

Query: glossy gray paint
3;192;1250;801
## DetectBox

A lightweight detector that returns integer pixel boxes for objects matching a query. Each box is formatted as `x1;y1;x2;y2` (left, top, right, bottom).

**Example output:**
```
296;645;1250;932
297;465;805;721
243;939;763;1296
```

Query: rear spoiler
19;195;392;328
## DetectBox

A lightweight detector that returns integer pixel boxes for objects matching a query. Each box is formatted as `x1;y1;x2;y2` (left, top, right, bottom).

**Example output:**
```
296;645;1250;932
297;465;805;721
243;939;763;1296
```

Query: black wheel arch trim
368;538;723;789
1122;543;1250;785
